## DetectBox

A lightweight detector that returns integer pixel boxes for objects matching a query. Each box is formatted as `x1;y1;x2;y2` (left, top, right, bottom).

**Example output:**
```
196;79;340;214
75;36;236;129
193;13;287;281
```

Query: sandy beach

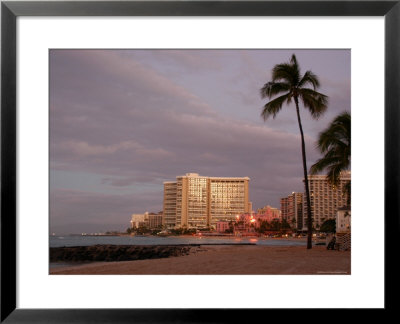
50;245;350;275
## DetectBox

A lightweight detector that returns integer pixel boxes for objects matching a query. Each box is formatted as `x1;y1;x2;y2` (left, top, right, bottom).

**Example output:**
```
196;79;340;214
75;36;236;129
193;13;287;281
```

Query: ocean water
49;235;308;248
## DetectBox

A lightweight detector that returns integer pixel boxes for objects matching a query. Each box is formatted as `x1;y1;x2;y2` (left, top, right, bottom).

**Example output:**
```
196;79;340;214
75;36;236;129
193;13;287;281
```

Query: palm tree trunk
294;97;313;249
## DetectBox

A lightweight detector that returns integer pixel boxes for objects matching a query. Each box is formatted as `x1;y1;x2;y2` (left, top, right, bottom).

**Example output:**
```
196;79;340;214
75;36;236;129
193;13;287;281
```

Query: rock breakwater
50;244;199;262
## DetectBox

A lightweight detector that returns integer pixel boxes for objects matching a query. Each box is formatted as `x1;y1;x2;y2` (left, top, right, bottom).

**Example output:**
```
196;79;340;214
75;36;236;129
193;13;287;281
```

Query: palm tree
310;111;351;204
260;54;328;249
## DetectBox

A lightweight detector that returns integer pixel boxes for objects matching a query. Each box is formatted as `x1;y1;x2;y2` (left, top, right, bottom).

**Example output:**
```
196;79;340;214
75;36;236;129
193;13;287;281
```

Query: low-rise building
130;212;149;228
336;207;351;233
216;221;231;233
148;212;163;229
234;213;256;235
131;211;164;230
257;205;281;220
236;212;281;228
232;212;291;235
255;213;280;224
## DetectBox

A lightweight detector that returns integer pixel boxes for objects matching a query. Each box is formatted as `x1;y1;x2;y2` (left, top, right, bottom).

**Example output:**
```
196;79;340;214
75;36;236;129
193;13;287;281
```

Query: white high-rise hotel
163;173;251;229
303;171;351;229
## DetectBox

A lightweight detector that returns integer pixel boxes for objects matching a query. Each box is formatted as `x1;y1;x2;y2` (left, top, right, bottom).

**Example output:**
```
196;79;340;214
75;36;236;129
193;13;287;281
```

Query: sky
49;49;350;234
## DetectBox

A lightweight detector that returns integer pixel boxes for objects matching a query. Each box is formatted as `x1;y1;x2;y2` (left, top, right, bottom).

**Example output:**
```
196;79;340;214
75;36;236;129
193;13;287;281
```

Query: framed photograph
1;0;398;321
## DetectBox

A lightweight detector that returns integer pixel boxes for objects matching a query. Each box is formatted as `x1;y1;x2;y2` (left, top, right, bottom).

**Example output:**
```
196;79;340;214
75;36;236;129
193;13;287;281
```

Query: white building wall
336;209;351;233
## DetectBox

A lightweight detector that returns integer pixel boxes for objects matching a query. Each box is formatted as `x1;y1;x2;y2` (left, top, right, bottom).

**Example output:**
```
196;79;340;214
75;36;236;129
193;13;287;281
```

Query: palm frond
290;54;298;65
289;54;301;82
310;159;328;175
317;129;350;153
290;54;300;84
298;71;320;90
310;155;349;185
272;62;300;86
261;93;290;120
299;88;328;119
311;149;349;169
317;112;350;152
260;82;290;99
325;161;349;185
310;112;351;185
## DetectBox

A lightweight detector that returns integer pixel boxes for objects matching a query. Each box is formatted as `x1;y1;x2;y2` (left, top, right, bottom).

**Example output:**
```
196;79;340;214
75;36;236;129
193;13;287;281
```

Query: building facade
303;171;351;230
163;182;177;228
163;173;250;229
257;205;281;220
280;192;303;230
148;212;163;229
216;221;231;233
131;212;163;229
336;207;351;233
130;212;149;228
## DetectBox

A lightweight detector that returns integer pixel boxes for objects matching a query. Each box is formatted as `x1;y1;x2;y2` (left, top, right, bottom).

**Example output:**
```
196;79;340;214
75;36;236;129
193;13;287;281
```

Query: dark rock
50;245;198;263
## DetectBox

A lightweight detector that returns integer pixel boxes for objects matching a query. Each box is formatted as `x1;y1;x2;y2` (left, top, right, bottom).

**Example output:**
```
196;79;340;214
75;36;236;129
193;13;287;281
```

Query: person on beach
327;235;336;250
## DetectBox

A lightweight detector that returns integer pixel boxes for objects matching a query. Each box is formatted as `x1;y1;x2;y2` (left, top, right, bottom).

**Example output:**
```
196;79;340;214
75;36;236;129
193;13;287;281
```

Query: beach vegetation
136;225;149;235
224;223;234;234
169;228;196;235
281;219;291;230
260;54;328;249
255;219;292;234
319;219;336;233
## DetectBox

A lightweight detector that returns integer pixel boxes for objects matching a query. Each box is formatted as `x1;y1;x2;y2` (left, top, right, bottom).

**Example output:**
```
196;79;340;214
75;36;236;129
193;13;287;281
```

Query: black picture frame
1;0;398;322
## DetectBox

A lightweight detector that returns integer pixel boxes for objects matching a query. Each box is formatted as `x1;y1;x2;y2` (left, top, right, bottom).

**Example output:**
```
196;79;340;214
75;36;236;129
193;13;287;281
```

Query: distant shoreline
53;233;312;239
49;235;323;250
